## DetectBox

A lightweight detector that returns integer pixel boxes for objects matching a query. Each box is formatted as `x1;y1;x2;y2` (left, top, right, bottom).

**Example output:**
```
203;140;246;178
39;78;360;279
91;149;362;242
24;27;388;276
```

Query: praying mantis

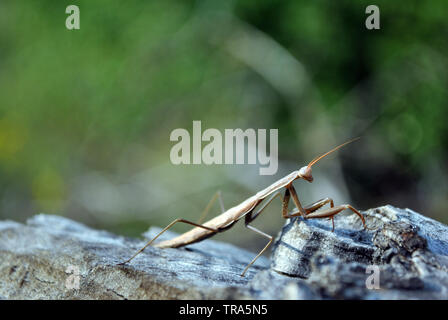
119;138;367;276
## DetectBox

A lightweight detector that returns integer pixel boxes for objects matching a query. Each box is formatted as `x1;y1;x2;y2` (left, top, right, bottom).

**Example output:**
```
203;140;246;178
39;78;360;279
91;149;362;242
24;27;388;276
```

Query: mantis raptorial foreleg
281;188;291;218
282;185;308;219
288;185;307;217
241;192;283;276
118;218;218;265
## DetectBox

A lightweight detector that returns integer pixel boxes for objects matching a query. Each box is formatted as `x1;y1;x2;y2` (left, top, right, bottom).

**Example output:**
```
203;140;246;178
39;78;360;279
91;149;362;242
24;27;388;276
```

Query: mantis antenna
307;137;361;168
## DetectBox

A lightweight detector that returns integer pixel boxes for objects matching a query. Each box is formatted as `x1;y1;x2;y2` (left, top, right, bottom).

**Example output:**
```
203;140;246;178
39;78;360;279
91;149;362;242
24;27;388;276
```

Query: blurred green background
0;1;447;251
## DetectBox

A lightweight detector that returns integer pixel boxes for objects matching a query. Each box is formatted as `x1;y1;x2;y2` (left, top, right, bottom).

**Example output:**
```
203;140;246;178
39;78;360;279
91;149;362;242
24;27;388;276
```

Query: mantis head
298;137;360;183
298;165;313;182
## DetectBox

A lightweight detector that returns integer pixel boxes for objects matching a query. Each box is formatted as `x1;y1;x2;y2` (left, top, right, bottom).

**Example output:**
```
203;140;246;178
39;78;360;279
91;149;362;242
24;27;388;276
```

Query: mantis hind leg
197;190;226;224
119;191;224;265
117;218;218;265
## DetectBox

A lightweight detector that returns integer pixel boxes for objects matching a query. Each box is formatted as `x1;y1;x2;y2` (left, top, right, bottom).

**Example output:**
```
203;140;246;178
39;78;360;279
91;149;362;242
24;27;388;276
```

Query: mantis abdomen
154;195;260;248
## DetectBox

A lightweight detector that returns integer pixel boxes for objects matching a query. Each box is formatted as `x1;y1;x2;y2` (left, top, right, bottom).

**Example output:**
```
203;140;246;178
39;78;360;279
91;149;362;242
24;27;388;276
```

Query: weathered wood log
0;205;447;299
271;205;448;299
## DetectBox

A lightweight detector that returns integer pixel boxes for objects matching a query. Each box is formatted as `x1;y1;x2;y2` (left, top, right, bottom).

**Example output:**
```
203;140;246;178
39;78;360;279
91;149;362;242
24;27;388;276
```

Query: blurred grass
0;1;447;250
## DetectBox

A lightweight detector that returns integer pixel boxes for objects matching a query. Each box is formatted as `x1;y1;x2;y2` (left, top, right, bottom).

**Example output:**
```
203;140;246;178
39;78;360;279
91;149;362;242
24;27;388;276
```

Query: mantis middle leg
304;204;366;231
240;186;318;276
290;198;366;231
240;191;283;276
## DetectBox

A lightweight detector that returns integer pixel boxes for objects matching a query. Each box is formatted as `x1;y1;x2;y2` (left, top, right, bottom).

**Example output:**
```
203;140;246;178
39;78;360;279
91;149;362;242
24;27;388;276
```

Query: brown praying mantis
119;138;367;276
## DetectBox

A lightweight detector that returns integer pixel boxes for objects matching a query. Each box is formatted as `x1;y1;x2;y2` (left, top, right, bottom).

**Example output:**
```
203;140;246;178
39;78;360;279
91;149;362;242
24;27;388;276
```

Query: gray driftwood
0;205;447;299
